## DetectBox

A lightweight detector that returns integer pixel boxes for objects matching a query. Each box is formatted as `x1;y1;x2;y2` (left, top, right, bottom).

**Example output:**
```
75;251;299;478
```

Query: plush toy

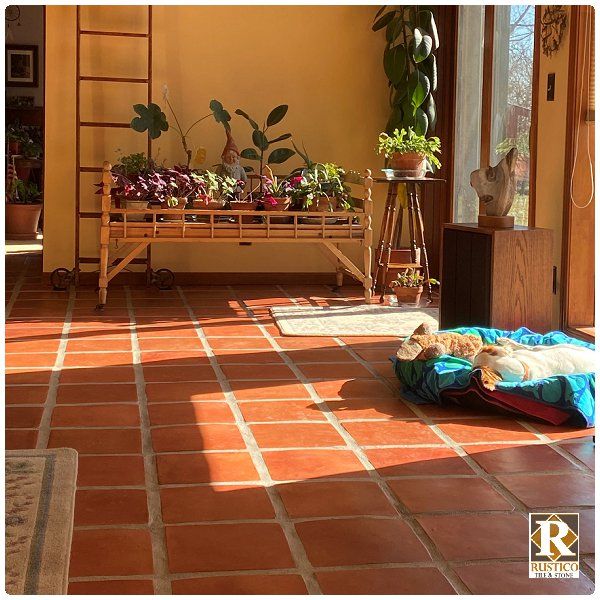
396;322;484;362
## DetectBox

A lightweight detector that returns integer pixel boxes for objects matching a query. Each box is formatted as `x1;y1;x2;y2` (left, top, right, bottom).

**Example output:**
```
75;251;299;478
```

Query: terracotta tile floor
5;254;596;594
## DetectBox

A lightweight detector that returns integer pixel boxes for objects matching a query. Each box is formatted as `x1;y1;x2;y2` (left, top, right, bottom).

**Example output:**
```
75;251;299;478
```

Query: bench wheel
153;268;175;290
50;268;72;291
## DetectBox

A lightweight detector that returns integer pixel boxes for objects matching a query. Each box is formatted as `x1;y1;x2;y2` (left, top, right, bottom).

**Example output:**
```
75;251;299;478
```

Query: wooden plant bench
97;162;374;307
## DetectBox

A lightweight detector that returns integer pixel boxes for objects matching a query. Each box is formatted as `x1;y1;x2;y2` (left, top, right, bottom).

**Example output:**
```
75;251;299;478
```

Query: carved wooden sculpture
470;148;518;228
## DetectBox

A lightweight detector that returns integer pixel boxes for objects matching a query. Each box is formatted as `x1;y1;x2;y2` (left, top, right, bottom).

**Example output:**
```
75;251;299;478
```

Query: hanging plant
372;6;439;136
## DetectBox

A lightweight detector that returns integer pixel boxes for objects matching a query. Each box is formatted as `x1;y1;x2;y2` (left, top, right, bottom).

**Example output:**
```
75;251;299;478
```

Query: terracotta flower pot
229;200;258;224
161;197;187;221
124;199;149;222
264;196;291;224
390;152;427;178
15;158;34;182
393;285;423;305
8;140;21;155
6;203;43;240
314;196;338;212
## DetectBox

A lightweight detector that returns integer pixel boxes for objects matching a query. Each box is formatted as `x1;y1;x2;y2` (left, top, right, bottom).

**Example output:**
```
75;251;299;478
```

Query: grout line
36;287;75;449
177;285;321;595
125;286;172;595
5;255;29;318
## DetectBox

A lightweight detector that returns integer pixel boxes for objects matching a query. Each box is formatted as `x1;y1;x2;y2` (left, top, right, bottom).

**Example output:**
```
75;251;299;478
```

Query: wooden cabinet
440;223;553;332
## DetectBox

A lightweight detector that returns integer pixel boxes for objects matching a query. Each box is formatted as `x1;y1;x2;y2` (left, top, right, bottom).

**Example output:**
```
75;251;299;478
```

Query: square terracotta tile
74;489;148;525
56;383;137;404
77;455;146;486
389;477;513;512
436;418;539;444
148;401;233;425
140;351;210;366
48;428;141;454
165;522;294;572
326;398;416;421
213;349;284;364
262;449;367;481
60;366;135;384
316;567;455;594
287;347;356;363
229;380;310;400
145;382;225;402
6;339;61;353
311;378;396;400
209;337;273;350
137;337;204;351
51;404;140;427
142;365;218;382
160;484;274;523
343;420;441;446
365;447;474;476
151;424;245;452
295;517;430;566
220;364;297;380
251;423;345;448
204;324;264;337
417;513;528;560
299;362;374;379
464;443;581;473
559;440;595;470
275;337;339;350
278;480;395;517
495;472;594;508
238;400;325;422
63;352;133;367
156;452;258;484
352;348;397;362
5;406;43;428
69;529;153;576
455;562;594;594
6;429;38;449
5;385;48;405
6;369;53;385
532;423;595;440
171;574;307;595
68;580;155;595
66;338;132;352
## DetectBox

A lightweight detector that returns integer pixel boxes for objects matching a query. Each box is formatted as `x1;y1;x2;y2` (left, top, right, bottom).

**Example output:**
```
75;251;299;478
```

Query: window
454;5;536;225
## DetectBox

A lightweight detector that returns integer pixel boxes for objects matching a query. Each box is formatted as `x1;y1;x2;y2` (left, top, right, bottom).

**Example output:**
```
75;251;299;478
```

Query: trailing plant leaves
385;15;403;44
417;10;439;49
130;103;169;139
384;44;406;86
408;69;430;113
267;148;295;164
372;10;395;31
240;148;260;161
235;109;259;130
374;5;388;21
252;129;269;151
209;100;231;131
413;107;429;136
410;27;432;63
386;104;403;133
266;105;288;127
269;133;292;144
421;54;437;93
423;94;437;130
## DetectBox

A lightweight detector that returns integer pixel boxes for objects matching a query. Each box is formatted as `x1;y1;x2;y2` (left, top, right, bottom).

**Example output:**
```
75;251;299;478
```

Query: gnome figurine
218;130;247;184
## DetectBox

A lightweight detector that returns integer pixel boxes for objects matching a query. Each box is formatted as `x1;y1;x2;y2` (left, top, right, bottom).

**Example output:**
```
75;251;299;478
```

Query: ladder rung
79;76;149;83
79;212;102;218
80;30;149;38
80;167;103;173
79;257;101;264
80;121;130;128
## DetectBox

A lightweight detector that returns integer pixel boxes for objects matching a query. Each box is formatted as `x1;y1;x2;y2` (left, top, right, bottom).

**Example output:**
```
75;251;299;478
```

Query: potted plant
110;153;153;218
7;125;27;155
305;162;351;211
191;170;223;209
6;178;43;239
390;268;439;305
14;136;42;181
262;174;292;211
376;127;441;177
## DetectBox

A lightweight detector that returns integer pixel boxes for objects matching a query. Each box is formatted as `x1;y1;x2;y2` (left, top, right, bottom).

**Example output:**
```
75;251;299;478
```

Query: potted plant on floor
377;127;441;177
6;178;43;239
14;136;42;182
391;268;439;305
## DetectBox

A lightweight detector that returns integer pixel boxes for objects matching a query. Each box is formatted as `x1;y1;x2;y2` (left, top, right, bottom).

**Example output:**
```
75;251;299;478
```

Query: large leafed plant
372;6;439;135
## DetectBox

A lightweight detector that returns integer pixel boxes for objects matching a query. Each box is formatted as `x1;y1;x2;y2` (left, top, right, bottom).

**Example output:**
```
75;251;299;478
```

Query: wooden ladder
74;5;153;285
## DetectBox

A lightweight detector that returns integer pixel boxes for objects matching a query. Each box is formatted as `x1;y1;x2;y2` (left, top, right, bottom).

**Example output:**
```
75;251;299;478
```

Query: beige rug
5;448;78;595
271;304;439;337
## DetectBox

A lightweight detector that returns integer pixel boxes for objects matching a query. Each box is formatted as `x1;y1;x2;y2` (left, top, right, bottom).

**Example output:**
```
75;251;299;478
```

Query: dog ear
505;147;518;170
477;366;502;391
413;322;434;335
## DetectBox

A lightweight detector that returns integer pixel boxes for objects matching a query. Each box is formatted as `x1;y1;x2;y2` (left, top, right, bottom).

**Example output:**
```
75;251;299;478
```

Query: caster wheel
154;268;175;290
50;268;71;291
95;304;105;312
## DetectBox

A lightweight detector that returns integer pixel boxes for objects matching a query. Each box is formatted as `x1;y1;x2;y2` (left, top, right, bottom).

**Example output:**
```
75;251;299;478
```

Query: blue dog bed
392;327;595;427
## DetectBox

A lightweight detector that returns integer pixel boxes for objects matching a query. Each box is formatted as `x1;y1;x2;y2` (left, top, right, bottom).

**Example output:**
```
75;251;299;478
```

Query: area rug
271;304;439;337
5;448;78;595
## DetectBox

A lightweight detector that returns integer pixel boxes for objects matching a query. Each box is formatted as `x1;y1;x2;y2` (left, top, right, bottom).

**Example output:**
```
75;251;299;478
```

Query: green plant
10;179;41;204
20;138;42;158
377;127;441;169
496;133;528;158
305;163;351;209
235;105;295;183
391;268;439;288
372;6;439;135
115;152;149;175
7;124;28;143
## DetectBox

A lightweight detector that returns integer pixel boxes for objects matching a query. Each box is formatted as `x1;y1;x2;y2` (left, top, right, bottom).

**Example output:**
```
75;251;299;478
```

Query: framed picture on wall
6;45;39;87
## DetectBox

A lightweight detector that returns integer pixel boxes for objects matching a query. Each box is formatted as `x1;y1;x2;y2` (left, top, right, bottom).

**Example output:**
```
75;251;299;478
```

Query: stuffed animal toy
396;323;484;362
474;338;597;390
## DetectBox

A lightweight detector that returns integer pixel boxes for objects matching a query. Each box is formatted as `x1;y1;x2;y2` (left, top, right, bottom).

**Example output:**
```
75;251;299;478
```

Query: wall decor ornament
541;5;568;57
6;45;38;87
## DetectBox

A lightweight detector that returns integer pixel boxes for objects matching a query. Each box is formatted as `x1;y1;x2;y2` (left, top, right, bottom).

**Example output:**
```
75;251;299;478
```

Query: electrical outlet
547;73;556;101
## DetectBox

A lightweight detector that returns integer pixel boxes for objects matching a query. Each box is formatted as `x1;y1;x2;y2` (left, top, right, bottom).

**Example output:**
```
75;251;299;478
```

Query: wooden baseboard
43;271;349;286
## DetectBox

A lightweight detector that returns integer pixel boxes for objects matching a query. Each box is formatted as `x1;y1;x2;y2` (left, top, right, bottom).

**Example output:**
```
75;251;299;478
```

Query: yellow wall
44;5;389;274
534;6;572;326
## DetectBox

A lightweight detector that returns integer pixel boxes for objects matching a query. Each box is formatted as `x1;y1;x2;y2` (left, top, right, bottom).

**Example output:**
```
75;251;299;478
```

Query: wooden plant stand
98;162;374;307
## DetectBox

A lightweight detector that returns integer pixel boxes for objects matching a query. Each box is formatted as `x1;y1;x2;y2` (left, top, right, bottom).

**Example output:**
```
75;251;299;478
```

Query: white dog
473;338;596;389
